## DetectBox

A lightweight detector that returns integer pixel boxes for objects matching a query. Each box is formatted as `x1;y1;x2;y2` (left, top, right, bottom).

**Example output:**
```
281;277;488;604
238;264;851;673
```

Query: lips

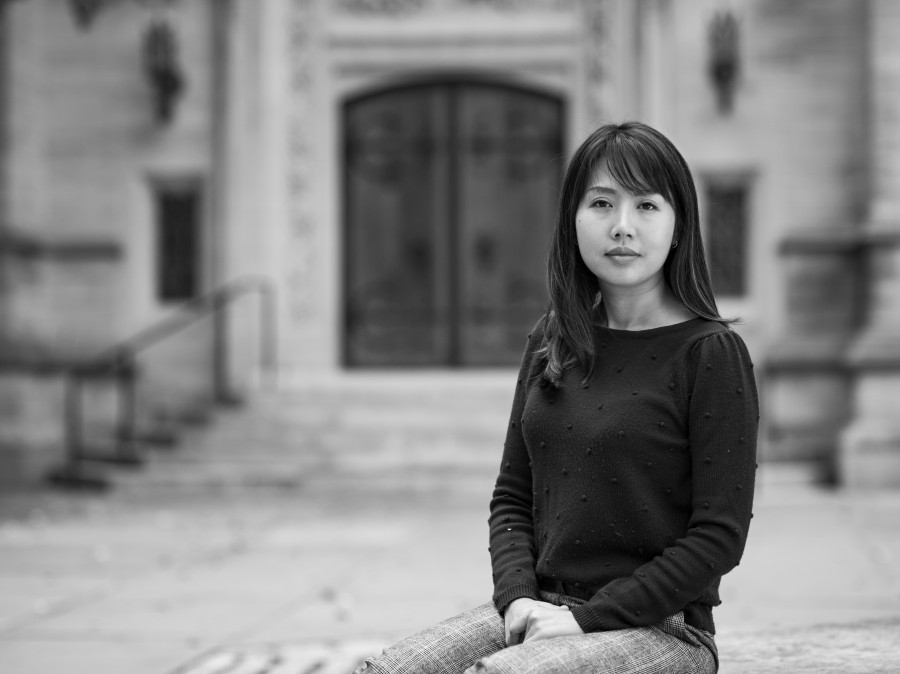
605;247;639;256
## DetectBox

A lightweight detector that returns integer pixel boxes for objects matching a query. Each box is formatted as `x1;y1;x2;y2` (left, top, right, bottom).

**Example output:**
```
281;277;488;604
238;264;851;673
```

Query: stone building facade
1;0;899;487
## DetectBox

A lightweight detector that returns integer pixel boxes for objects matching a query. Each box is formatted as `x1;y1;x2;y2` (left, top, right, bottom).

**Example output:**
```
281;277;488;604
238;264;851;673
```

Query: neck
599;281;693;331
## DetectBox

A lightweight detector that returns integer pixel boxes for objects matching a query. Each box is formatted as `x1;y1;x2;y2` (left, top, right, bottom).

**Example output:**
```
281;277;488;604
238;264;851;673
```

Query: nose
610;207;634;240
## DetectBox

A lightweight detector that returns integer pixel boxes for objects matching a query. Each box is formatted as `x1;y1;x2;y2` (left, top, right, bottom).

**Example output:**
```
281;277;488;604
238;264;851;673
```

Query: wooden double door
343;82;564;366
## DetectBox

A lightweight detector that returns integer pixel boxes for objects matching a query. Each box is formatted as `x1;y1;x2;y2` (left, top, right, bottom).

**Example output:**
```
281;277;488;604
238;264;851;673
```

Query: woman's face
574;165;676;294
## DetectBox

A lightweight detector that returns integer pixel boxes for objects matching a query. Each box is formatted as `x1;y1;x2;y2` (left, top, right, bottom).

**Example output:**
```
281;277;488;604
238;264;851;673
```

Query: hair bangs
596;134;675;205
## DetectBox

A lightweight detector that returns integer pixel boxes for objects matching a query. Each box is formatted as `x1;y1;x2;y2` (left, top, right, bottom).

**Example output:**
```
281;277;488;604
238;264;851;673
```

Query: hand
504;598;556;646
504;598;582;645
522;604;583;643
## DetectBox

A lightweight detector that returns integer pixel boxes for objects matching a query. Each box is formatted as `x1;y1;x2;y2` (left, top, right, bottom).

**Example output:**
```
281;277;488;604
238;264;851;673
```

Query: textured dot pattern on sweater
489;316;759;636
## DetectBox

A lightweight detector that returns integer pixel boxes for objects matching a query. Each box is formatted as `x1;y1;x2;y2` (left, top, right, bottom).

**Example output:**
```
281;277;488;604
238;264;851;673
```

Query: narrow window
154;181;202;302
704;177;751;297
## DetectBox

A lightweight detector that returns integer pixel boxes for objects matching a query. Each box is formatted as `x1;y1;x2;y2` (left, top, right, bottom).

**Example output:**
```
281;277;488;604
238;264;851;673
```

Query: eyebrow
584;185;619;196
585;185;658;198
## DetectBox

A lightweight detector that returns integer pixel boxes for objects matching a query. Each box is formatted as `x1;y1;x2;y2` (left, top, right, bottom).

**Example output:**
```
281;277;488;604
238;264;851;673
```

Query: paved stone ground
3;469;899;673
1;378;899;673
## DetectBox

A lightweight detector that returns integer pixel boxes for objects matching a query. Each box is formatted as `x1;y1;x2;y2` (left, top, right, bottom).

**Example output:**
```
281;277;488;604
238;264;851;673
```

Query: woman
358;121;758;674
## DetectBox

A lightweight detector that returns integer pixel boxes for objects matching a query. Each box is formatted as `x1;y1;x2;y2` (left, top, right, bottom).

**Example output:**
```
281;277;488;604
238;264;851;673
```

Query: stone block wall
0;0;221;483
659;0;869;465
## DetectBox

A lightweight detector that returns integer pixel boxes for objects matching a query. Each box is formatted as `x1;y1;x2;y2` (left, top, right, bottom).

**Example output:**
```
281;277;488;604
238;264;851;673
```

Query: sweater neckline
594;316;708;339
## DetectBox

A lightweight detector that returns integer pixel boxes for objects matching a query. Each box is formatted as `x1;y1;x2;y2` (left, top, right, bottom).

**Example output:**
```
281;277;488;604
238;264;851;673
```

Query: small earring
672;240;678;249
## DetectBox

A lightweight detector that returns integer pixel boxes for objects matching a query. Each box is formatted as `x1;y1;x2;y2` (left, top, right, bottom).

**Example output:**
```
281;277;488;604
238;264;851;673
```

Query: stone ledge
779;226;900;255
845;331;900;369
716;617;900;673
0;227;121;262
0;339;130;376
764;336;851;372
173;619;900;674
779;229;861;255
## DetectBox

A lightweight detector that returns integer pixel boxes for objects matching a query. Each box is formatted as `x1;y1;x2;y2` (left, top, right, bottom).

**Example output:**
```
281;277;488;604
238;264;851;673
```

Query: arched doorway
343;81;564;366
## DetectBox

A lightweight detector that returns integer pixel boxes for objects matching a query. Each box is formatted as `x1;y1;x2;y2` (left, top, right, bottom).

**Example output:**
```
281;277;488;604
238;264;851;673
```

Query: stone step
276;369;517;395
109;372;518;494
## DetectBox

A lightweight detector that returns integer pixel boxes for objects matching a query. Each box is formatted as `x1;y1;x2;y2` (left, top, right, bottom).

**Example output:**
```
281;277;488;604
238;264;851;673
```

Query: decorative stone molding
338;0;427;13
460;0;575;8
337;0;575;14
581;0;612;123
287;0;318;322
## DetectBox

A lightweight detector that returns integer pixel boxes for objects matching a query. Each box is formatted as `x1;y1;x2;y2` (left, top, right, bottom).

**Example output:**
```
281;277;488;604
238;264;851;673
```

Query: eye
591;198;613;209
637;201;659;211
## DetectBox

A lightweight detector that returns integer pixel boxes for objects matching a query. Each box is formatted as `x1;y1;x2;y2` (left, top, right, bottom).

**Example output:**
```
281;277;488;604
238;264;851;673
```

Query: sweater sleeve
570;328;759;632
489;319;545;614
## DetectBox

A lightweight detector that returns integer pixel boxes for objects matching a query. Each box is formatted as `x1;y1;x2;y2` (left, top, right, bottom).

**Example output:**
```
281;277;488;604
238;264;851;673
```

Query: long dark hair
537;121;731;387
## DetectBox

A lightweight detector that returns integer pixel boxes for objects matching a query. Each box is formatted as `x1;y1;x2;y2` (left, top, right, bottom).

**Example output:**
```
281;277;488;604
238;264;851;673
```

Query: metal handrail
51;275;277;489
75;275;277;373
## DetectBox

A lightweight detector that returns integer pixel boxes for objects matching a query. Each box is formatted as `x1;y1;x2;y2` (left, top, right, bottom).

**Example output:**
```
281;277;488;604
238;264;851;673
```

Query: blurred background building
1;0;899;488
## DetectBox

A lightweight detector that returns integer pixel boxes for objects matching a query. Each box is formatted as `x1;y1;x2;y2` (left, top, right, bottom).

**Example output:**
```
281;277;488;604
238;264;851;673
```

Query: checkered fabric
356;592;717;674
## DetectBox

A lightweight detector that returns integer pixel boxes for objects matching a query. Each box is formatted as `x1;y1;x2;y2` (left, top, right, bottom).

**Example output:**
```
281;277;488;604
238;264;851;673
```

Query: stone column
0;2;9;326
0;1;7;221
839;0;900;487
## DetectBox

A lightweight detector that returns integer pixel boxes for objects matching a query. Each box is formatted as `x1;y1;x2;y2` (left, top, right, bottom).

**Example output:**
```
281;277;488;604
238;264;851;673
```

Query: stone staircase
109;370;518;498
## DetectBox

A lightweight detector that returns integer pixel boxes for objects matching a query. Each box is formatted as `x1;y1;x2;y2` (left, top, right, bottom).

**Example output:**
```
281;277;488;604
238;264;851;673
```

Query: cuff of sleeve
493;584;540;615
569;603;616;633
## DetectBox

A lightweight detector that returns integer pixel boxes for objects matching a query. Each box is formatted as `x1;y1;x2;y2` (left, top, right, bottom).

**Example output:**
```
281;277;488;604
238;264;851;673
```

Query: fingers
504;603;532;647
507;610;529;636
506;601;571;646
521;605;579;644
523;617;537;643
506;621;526;646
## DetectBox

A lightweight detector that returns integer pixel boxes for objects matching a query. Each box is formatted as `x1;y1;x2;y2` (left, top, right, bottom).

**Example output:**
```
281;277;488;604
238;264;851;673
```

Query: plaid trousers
357;592;717;674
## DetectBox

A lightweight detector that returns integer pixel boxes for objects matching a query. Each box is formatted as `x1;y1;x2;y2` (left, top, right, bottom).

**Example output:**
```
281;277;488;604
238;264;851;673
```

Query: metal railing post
115;357;142;466
260;280;277;385
66;375;83;464
47;374;109;489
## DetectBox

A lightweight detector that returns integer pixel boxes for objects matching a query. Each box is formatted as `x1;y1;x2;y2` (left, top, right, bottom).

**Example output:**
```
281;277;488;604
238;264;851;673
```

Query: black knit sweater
489;316;759;635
